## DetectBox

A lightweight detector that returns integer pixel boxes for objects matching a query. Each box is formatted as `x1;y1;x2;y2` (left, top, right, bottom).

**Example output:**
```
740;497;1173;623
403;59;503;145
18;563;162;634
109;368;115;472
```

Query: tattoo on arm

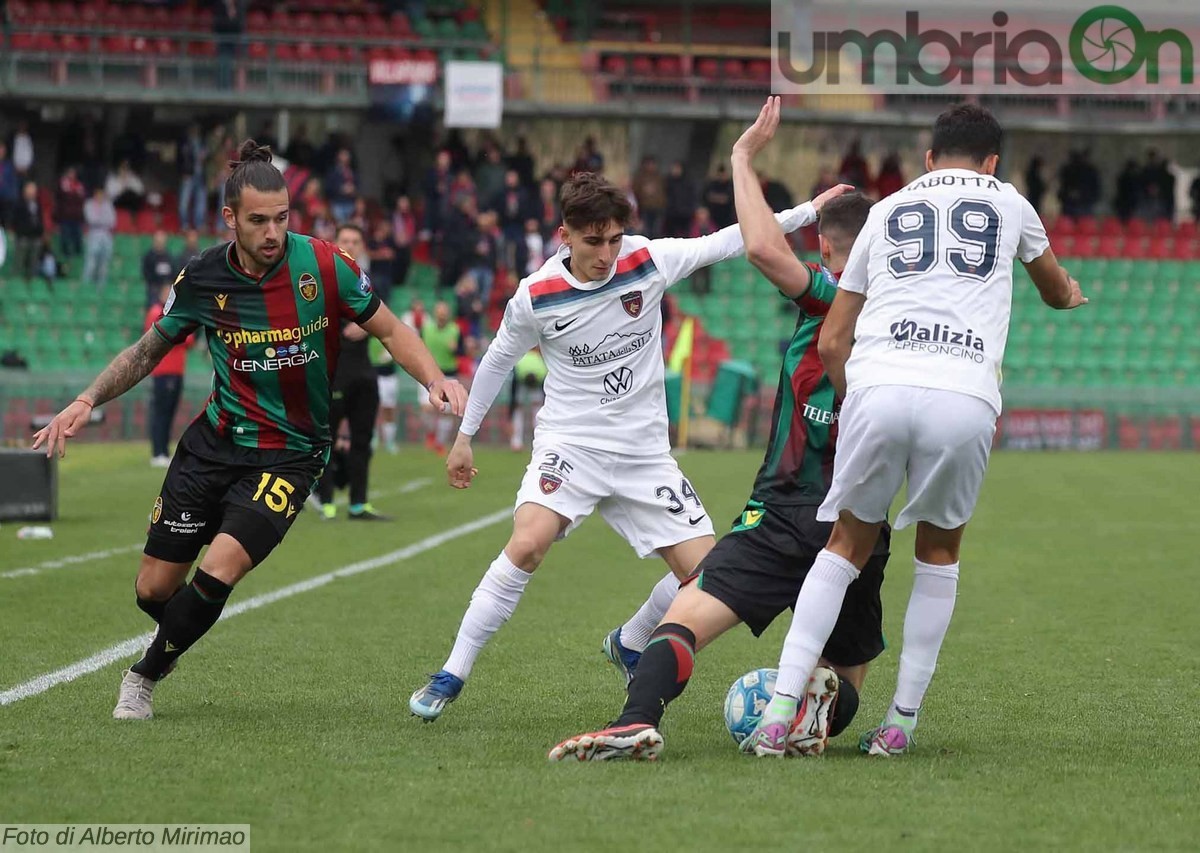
82;329;174;405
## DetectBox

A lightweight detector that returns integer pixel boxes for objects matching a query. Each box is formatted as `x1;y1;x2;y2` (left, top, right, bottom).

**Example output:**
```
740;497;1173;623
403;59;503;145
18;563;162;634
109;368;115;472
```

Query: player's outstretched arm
1024;249;1088;310
732;96;831;299
360;303;467;416
817;289;867;398
32;328;173;458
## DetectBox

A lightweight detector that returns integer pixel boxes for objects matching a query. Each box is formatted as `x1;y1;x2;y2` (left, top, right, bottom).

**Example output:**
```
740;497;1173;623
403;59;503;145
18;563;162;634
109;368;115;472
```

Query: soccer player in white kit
409;172;836;721
749;103;1087;756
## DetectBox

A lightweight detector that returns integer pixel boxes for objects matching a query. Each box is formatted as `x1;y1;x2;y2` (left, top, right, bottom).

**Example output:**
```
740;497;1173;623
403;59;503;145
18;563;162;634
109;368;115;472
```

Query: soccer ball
723;667;777;746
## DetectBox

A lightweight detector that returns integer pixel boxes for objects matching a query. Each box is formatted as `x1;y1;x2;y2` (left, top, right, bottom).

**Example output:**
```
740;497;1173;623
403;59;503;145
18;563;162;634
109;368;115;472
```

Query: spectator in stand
177;123;208;231
1114;159;1140;222
106;160;146;212
702;163;734;228
82;186;116;289
838;138;871;187
688;205;716;239
1190;174;1200;221
38;237;65;284
470;209;501;307
142;229;176;308
810;165;837;198
475;144;507;208
56;166;87;259
423;148;454;246
312;202;336;242
326;148;358;224
581;136;604;172
1137;183;1166;223
536;177;560;241
0;143;18;226
178;228;203;266
367;219;396;302
1142;149;1175;221
632;155;666;237
449;168;477;211
298;176;324;221
454;275;484;343
523;217;545;276
439;195;478;288
1057;149;1100;218
688;206;717;295
145;283;192;467
350;196;370;231
207;124;235;231
11;120;34;177
391;194;416;287
665;161;696;237
496;168;530;271
763;174;793;212
11;181;44;279
1024;157;1047;215
286;124;316;169
507;135;536;189
213;0;244;90
874;152;906;199
79;133;107;194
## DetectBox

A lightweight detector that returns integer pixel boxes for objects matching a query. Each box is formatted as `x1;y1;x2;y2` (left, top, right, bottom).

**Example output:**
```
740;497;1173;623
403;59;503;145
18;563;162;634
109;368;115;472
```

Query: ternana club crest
297;272;319;302
621;291;643;317
539;473;562;494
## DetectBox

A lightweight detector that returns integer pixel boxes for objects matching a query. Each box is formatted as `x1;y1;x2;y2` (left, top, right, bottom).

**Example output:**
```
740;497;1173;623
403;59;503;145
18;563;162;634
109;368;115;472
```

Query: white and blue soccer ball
723;667;777;745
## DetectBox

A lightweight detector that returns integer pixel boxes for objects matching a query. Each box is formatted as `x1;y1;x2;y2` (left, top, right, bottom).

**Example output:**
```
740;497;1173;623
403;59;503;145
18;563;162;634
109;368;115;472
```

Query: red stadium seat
695;57;720;79
1053;215;1076;235
187;40;216;58
102;34;134;55
746;59;771;82
292;12;317;34
9;32;36;51
59;33;85;54
722;58;746;79
295;42;320;62
1151;218;1174;237
152;38;177;57
1096;236;1124;258
147;6;170;30
343;14;366;34
318;13;340;34
274;42;298;62
602;54;627;75
655;55;683;77
247;41;271;61
1054;234;1077;256
630;55;655;76
1175;219;1197;238
389;12;411;35
1147;236;1172;259
1171;238;1196;259
1100;216;1124;237
247;10;269;31
319;43;347;64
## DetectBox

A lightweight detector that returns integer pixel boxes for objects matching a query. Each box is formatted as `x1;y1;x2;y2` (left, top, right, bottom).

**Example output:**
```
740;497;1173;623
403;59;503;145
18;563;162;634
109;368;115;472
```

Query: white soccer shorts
514;440;715;558
377;374;400;409
817;385;997;530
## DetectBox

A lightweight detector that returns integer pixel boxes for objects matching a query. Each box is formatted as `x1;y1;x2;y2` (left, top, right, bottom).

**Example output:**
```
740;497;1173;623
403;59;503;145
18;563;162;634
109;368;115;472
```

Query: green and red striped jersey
749;262;840;506
152;232;381;452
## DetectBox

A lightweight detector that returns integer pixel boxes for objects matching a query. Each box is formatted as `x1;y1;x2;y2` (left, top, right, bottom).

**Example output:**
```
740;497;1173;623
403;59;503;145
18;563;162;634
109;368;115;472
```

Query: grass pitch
1;443;1196;851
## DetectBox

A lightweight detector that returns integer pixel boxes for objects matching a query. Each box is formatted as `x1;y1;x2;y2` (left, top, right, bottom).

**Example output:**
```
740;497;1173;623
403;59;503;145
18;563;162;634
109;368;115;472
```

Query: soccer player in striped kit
33;141;467;720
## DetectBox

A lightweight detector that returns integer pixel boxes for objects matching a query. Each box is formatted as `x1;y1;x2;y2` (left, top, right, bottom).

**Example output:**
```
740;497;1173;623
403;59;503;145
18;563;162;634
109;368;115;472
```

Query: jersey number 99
885;199;1001;282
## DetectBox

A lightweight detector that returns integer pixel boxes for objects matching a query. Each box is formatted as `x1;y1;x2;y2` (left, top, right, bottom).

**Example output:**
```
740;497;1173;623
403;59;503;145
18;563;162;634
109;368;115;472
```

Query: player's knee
135;564;180;601
503;534;549;570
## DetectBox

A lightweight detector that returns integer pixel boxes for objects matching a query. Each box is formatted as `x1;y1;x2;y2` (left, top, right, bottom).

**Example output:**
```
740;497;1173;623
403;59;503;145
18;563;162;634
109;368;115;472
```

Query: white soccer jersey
839;168;1050;414
460;205;816;456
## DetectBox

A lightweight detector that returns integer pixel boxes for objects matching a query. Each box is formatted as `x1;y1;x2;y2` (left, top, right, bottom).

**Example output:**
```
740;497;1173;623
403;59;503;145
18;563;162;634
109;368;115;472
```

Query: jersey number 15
885;200;1001;282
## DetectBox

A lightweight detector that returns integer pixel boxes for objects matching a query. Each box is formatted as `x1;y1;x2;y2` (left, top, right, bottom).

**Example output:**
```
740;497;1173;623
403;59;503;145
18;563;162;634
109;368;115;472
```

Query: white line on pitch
0;543;143;581
0;478;434;581
0;508;509;706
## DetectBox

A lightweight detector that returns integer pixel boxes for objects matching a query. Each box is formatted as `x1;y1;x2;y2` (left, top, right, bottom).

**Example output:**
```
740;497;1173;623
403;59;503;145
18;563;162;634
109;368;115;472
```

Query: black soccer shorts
686;501;892;667
144;417;327;567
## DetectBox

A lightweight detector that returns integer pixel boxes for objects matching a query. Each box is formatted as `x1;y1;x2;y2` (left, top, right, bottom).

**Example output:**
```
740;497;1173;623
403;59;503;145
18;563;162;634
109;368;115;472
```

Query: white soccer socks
618;572;681;653
764;550;860;723
891;559;960;717
443;552;533;681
